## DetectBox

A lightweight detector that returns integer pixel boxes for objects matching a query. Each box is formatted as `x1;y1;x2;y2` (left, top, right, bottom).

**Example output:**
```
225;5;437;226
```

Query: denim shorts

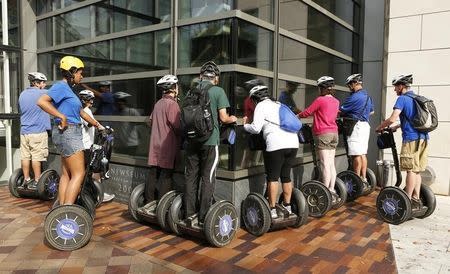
52;124;84;157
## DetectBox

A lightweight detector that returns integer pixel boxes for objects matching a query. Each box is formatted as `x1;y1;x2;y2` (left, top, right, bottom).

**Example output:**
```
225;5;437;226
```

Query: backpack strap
355;95;370;121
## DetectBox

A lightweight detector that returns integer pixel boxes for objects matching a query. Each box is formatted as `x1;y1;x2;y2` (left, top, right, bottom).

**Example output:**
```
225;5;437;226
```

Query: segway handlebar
377;127;402;187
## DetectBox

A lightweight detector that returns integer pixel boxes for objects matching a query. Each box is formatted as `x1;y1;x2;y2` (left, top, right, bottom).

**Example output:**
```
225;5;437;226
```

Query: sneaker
138;202;154;214
331;192;341;204
411;197;423;210
25;179;37;188
270;208;278;219
361;178;370;189
102;193;115;202
282;204;292;215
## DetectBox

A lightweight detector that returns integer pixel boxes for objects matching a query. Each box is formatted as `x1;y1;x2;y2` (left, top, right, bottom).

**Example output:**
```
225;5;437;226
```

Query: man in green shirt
184;61;237;224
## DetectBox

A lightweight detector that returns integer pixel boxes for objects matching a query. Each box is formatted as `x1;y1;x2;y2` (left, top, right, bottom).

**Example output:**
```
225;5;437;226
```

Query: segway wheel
301;180;332;218
204;201;239;247
8;168;24;198
93;180;104;207
44;205;93;251
167;194;183;235
336;170;362;202
37;169;60;200
156;191;179;232
290;188;309;228
377;186;412;225
242;193;271;236
362;168;377;196
417;184;436;219
128;184;145;223
333;178;348;209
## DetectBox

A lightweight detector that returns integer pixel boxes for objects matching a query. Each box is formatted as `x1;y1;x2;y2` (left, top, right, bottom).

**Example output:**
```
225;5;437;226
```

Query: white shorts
347;121;370;156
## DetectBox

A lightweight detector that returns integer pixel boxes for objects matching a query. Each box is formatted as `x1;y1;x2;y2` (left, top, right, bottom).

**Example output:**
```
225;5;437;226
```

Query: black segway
44;127;114;250
336;118;376;201
166;194;239;247
298;124;348;217
8;163;60;201
128;183;179;232
376;128;436;225
241;188;308;236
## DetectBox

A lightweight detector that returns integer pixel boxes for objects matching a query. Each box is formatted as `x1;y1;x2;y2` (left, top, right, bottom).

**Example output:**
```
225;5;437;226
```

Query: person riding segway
10;72;60;201
242;85;309;236
297;76;347;217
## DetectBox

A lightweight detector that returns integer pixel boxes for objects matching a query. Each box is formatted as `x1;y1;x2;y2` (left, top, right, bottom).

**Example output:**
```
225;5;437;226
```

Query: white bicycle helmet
99;80;111;86
244;79;264;91
200;61;220;77
79;90;95;101
113;91;132;100
345;73;362;85
317;76;335;88
157;74;178;91
392;74;413;86
249;85;270;102
28;72;47;82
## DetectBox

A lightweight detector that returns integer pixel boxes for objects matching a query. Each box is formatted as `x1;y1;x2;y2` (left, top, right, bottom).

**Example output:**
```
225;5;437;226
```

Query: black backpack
405;93;438;133
181;81;214;143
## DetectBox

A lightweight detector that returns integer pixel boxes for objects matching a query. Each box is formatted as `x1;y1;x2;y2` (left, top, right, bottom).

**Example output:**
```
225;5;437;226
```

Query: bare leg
58;157;70;203
63;151;85;205
412;172;421;199
21;160;31;180
31;161;42;181
405;171;415;199
282;182;293;204
268;181;278;208
352;155;362;177
361;154;368;179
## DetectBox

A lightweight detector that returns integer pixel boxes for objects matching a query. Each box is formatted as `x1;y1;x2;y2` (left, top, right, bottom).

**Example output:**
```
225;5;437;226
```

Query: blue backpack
265;103;302;133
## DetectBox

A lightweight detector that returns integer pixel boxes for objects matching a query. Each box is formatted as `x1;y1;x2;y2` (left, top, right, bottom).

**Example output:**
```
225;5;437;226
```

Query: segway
44;127;114;250
376;128;436;225
8;163;60;201
241;188;308;236
166;194;239;247
128;183;179;232
335;118;376;201
298;124;348;217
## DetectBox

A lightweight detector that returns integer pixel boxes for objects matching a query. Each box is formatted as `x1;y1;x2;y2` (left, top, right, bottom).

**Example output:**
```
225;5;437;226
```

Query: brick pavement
0;186;397;273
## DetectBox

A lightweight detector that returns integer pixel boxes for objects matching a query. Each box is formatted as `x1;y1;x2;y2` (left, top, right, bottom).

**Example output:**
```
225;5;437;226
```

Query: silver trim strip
36;0;104;21
301;0;355;32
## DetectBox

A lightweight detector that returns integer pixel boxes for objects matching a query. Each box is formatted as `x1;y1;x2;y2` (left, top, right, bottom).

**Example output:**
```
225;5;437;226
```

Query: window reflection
0;0;20;46
237;20;273;70
278;36;352;86
178;19;232;68
311;0;355;26
280;1;353;57
178;0;273;22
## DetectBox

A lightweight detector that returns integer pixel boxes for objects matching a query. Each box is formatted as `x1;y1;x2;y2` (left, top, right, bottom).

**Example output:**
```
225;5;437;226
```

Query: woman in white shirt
243;85;299;219
79;90;115;203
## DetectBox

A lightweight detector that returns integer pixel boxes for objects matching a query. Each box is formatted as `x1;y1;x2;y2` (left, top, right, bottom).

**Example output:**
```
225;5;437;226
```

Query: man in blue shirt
18;72;51;185
278;81;300;114
340;73;374;187
376;74;428;209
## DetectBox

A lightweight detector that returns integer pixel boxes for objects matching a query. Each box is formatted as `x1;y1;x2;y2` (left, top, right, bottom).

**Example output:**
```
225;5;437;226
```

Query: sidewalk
390;195;450;274
0;186;396;273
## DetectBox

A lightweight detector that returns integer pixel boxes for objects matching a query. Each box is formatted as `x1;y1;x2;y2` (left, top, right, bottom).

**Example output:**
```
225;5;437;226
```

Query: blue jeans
52;125;84;157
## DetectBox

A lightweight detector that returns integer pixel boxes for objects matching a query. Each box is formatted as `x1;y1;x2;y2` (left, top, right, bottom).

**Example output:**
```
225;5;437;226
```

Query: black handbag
341;95;370;136
298;124;313;144
247;132;266;151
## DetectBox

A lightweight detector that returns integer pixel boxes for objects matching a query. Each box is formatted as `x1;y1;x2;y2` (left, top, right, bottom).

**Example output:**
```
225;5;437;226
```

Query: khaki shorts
400;140;428;172
315;133;338;150
20;132;49;161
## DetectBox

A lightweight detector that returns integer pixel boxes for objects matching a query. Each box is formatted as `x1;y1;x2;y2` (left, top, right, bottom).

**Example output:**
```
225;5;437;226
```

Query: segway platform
167;194;239;247
9;168;60;200
242;188;308;237
301;178;347;218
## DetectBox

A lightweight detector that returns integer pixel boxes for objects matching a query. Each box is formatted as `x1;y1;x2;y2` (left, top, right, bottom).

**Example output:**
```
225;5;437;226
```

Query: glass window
279;1;353;57
0;0;20;46
278;36;352;86
179;0;273;22
38;29;170;80
178;19;232;68
237;20;273;70
311;0;355;27
55;6;91;44
37;19;53;48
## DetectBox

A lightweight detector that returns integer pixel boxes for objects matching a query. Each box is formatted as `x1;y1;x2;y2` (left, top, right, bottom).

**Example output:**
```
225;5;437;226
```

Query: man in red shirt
145;75;181;204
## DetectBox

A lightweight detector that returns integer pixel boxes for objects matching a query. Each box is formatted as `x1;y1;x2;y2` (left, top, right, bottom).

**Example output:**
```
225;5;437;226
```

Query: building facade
2;0;404;202
383;0;450;195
